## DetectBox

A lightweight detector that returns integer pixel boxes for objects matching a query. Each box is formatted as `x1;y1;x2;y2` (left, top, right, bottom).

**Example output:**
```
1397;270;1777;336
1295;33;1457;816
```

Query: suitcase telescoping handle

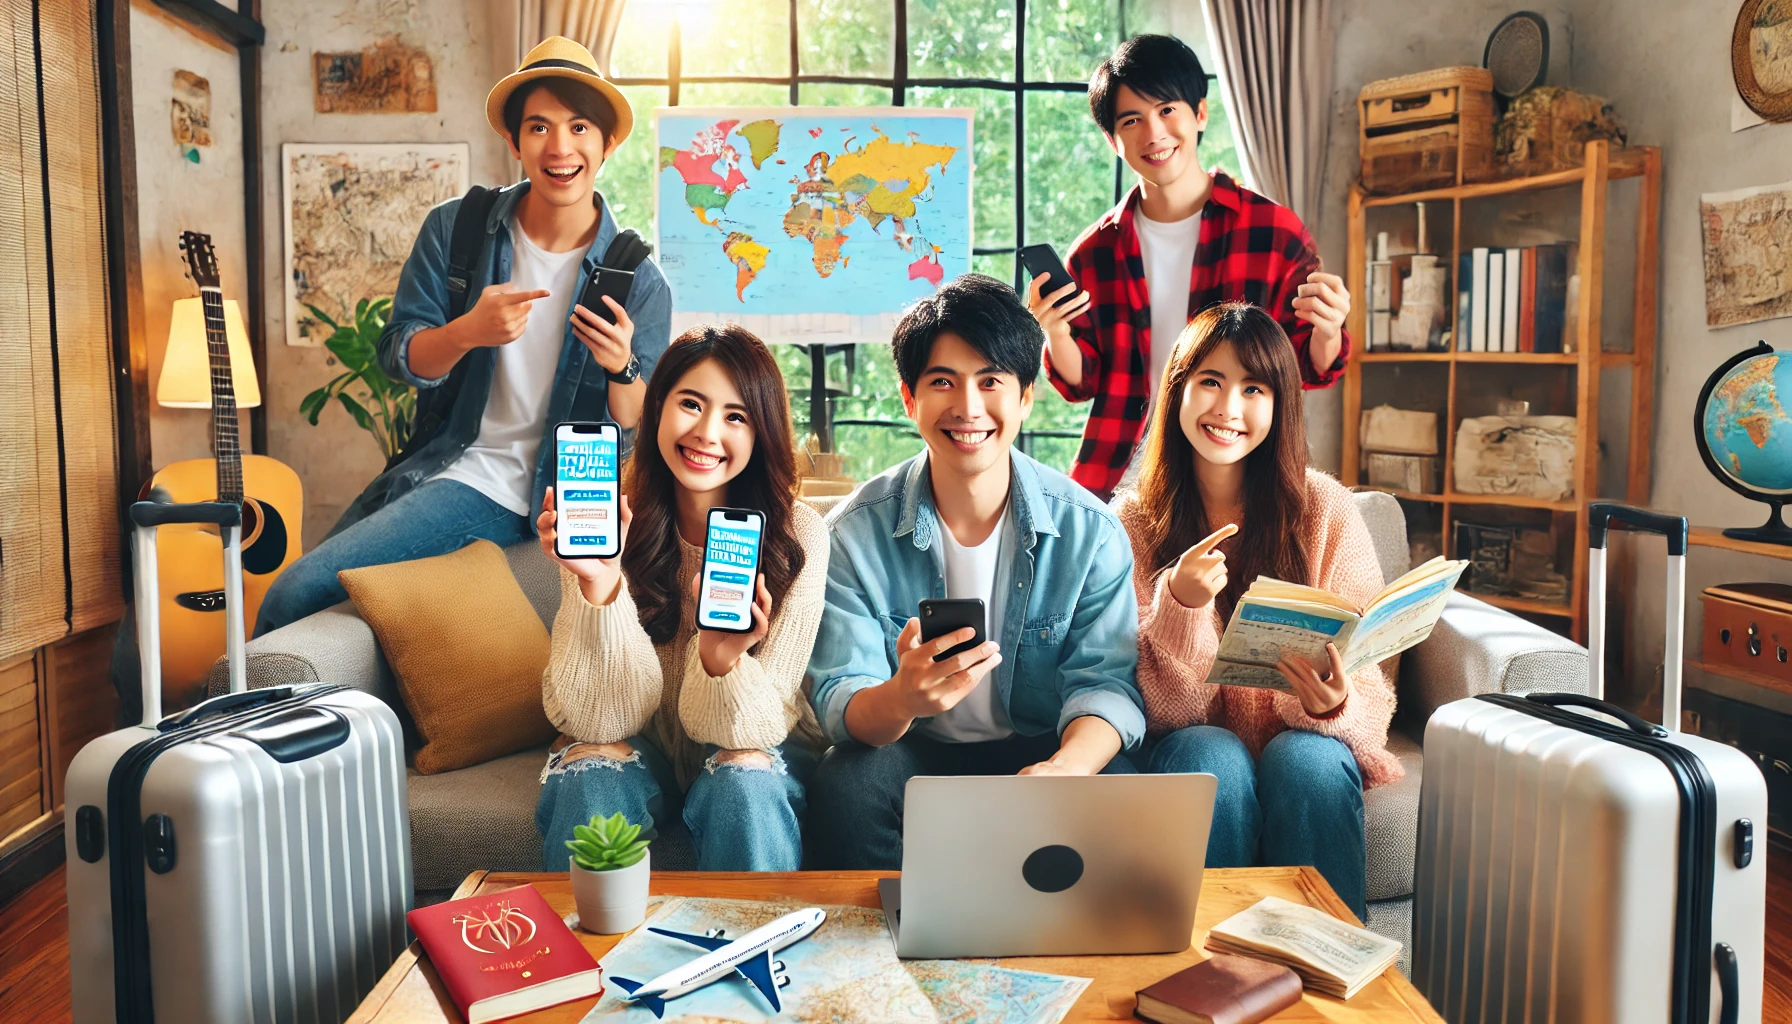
1586;501;1688;728
129;500;247;728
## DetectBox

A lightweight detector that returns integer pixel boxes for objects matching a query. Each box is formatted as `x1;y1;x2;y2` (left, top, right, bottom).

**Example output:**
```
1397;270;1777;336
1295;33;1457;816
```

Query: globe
1695;340;1792;544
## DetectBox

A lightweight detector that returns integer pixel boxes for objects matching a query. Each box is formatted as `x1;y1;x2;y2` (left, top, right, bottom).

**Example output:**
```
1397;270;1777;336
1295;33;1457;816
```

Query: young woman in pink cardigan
1114;301;1400;918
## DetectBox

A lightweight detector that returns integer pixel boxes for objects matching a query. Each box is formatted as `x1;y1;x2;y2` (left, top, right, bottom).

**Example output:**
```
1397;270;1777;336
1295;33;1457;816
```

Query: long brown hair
1133;302;1310;621
620;324;804;644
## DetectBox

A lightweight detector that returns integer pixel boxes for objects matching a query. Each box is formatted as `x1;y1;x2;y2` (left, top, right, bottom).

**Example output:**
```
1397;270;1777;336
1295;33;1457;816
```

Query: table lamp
157;297;260;407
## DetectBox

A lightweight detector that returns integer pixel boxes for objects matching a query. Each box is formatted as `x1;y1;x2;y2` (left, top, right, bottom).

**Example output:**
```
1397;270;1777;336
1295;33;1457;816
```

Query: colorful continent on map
738;119;782;169
782;129;957;282
722;231;770;301
659;119;750;226
1713;355;1787;453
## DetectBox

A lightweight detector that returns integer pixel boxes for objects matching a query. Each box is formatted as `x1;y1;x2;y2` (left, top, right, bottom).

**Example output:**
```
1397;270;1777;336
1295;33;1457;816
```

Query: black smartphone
580;266;635;325
919;598;986;663
553;421;622;559
697;507;764;634
1017;243;1078;306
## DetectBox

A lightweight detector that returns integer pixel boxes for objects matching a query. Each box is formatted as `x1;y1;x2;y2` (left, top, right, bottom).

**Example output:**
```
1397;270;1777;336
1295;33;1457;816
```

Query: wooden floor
4;844;1792;1020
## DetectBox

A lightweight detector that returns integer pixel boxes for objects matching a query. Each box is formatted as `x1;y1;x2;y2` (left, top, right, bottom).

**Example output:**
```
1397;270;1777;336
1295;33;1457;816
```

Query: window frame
610;0;1220;460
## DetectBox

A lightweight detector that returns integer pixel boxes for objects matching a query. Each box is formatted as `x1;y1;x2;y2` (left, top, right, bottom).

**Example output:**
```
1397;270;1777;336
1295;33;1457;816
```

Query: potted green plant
297;298;416;461
566;811;651;934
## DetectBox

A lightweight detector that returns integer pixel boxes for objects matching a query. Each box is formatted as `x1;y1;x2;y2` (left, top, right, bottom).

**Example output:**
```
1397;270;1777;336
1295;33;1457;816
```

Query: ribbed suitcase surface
1412;504;1767;1024
65;501;412;1024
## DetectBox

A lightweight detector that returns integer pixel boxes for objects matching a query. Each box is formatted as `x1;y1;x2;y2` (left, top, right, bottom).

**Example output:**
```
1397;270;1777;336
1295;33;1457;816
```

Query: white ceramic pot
569;848;650;934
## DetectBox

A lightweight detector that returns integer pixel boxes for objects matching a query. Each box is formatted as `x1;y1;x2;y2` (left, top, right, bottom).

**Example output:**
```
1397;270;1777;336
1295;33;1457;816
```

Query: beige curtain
1200;0;1334;223
495;0;630;78
0;0;70;662
41;0;122;633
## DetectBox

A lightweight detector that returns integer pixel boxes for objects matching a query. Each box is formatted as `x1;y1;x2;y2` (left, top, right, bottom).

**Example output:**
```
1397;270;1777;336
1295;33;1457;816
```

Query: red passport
406;884;603;1023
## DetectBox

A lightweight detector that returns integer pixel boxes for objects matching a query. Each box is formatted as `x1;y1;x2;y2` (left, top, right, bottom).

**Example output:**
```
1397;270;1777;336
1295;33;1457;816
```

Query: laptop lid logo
1021;845;1084;893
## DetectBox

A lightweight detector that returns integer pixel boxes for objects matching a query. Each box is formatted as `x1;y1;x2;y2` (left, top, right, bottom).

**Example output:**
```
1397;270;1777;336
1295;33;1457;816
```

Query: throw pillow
338;539;555;774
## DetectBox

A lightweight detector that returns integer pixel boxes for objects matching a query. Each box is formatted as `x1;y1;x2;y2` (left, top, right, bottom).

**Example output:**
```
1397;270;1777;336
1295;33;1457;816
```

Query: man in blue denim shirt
255;38;671;636
805;275;1146;869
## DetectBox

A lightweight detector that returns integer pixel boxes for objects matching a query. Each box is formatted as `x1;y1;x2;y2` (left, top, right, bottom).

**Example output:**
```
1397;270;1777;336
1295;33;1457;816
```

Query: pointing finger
1190;522;1239;556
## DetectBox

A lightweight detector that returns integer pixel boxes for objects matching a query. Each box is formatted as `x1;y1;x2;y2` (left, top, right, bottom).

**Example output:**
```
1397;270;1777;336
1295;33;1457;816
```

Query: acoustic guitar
148;231;304;707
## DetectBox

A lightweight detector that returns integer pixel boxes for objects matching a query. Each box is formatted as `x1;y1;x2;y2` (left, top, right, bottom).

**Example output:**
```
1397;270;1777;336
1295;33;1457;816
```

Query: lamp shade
158;297;260;408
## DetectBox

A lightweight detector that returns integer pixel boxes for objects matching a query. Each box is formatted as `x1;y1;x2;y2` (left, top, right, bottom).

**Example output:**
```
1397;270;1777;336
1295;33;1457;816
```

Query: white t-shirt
920;504;1015;743
1135;209;1201;406
432;219;584;515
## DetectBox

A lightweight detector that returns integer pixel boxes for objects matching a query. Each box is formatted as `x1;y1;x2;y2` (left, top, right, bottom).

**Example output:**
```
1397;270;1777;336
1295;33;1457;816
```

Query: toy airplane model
608;907;826;1018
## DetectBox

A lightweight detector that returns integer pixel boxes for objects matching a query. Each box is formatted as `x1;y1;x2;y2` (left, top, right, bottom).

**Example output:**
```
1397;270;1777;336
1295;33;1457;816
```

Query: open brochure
1209;556;1468;690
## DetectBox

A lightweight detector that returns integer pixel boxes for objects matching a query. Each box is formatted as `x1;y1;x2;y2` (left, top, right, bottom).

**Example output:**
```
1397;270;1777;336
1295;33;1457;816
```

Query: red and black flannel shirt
1044;172;1350;500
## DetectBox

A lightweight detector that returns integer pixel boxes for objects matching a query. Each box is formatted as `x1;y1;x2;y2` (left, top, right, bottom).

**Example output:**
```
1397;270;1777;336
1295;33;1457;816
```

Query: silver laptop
878;773;1217;959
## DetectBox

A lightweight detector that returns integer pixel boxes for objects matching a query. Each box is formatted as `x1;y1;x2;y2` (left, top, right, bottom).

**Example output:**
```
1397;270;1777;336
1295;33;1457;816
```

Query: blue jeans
1150;726;1367;919
805;731;1137;870
536;736;815;872
254;479;530;636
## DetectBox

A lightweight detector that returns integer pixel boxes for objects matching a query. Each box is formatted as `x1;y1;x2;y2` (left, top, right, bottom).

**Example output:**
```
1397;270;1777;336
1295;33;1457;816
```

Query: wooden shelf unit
1344;141;1662;642
1689;527;1792;561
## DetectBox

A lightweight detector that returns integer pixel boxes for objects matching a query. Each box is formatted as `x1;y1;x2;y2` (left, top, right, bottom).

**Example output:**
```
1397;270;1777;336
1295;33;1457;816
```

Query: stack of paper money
1203;897;1402;999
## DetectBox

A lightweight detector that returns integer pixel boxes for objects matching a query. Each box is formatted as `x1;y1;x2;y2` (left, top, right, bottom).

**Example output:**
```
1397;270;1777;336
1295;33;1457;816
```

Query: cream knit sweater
1116;469;1405;788
542;500;829;787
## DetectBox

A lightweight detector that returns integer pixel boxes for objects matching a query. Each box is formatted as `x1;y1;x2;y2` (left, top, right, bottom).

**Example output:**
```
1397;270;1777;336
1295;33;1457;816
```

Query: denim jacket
808;449;1146;751
330;182;673;537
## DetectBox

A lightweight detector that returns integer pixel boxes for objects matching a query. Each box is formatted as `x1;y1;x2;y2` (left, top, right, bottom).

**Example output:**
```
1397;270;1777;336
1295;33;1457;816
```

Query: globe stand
1724;501;1792;546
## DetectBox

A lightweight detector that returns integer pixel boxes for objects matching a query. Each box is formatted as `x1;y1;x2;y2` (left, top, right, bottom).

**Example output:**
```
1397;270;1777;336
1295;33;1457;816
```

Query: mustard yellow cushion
338;540;554;774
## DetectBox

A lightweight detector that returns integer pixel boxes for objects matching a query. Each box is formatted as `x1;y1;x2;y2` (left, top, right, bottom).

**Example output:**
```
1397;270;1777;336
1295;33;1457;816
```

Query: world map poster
654;107;973;345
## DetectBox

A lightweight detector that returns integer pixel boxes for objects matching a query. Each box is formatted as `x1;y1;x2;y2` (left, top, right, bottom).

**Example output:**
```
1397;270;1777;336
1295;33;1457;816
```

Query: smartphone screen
920;598;986;662
697;507;764;633
554;421;621;559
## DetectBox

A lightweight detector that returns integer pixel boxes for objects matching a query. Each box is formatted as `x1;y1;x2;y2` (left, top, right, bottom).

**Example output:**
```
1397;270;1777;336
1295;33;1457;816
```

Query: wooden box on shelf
1359;67;1496;194
1701;583;1792;694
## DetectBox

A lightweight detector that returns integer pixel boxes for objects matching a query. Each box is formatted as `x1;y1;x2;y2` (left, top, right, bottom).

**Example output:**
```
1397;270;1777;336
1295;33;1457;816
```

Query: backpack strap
600;228;653;274
385;185;500;470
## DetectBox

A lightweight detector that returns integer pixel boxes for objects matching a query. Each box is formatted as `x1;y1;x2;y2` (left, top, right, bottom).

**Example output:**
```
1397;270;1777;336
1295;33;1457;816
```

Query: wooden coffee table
348;868;1442;1023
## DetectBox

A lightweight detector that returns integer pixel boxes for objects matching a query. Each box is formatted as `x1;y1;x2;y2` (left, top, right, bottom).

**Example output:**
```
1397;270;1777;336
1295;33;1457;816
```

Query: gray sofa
210;490;1586;957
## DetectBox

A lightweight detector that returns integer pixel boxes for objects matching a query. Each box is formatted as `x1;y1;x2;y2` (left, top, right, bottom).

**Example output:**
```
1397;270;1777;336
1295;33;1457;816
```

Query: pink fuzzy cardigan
1117;469;1405;788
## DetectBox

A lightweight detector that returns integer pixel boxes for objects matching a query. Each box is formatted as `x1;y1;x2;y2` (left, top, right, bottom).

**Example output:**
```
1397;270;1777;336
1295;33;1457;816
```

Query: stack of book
1454;244;1577;353
1205;897;1403;1000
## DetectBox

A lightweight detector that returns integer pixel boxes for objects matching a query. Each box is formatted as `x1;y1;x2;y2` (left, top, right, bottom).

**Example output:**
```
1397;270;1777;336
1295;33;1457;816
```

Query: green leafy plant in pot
567;812;652;934
298;298;415;461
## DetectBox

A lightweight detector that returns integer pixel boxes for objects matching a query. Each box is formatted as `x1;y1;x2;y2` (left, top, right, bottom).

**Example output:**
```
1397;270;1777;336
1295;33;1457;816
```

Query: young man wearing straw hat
255;37;672;636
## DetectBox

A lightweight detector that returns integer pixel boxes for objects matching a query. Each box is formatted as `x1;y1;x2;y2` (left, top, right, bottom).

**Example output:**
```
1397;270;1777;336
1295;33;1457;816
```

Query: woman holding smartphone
534;324;828;871
1116;302;1402;919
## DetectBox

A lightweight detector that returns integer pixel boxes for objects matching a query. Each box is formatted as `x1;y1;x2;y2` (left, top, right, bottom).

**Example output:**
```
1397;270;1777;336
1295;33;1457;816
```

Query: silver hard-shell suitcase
65;500;412;1024
1413;503;1767;1023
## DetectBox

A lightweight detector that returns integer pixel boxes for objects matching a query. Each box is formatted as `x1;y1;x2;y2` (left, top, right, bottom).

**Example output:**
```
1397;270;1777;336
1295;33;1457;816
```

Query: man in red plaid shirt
1029;35;1352;500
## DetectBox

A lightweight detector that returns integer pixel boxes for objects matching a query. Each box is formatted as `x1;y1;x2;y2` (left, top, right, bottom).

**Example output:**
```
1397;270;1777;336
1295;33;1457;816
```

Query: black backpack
387;185;654;470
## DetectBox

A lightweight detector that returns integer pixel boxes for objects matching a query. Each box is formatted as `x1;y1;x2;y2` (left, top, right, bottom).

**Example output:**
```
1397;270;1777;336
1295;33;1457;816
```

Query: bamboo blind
40;0;120;632
0;0;70;663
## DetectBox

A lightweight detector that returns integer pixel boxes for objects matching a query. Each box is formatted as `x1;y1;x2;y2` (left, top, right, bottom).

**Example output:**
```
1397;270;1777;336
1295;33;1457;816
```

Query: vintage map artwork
655;107;972;345
1701;178;1792;328
313;36;436;113
282;142;467;346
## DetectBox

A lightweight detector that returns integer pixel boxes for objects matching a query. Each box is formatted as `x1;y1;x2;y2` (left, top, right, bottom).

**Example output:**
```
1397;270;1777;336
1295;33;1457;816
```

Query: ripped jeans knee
704;747;784;773
540;740;644;783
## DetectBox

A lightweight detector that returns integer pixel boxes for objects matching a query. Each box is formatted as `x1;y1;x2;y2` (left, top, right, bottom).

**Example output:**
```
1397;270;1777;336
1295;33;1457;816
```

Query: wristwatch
606;352;640;385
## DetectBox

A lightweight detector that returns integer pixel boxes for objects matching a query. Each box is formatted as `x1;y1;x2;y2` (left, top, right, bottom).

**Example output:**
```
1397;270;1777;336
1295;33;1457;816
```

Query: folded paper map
1211;557;1468;690
1204;896;1402;1000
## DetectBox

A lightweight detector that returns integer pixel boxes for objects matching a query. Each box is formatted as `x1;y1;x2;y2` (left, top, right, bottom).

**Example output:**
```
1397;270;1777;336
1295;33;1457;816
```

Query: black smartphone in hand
580;266;635;325
1017;243;1077;307
919;598;987;662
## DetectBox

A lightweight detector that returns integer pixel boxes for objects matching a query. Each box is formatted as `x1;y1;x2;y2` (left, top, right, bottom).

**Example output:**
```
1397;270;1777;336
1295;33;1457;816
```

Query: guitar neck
200;285;243;504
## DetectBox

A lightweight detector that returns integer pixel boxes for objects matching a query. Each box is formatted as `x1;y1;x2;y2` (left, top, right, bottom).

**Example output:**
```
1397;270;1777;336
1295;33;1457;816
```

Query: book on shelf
1502;246;1522;352
1486;250;1504;352
1209;556;1469;689
406;884;604;1024
1469;247;1489;351
1518;247;1537;352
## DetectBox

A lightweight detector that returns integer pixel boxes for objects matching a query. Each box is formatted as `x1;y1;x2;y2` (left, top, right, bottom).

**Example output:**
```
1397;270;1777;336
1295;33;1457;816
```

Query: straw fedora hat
485;36;634;148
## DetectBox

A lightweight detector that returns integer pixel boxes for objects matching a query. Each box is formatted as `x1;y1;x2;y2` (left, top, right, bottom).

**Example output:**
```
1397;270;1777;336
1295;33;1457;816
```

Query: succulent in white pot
566;812;651;934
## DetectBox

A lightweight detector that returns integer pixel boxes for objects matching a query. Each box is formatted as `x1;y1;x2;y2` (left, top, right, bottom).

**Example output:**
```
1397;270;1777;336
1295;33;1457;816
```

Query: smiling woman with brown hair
1118;301;1402;920
533;324;829;873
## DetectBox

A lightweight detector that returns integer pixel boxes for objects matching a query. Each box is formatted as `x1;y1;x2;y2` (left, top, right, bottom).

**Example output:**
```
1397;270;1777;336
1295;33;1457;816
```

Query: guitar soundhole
242;499;288;576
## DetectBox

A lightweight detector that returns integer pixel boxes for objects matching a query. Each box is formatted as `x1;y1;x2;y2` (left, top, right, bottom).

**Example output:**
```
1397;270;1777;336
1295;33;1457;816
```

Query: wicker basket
1359;67;1496;194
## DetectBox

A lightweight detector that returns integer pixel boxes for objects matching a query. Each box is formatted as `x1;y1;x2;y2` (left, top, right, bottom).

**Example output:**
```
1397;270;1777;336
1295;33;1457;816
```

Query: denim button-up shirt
808;449;1146;751
333;182;673;536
